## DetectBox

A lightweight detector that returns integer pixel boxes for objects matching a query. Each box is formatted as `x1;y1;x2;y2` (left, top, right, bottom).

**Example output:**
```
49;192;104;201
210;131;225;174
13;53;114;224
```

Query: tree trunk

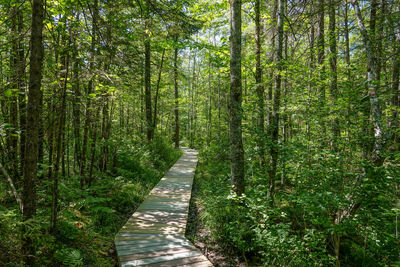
329;0;339;150
351;0;385;166
317;0;326;135
153;48;165;136
16;7;26;177
267;0;285;205
391;32;400;140
72;13;81;174
207;50;212;146
81;0;98;186
88;106;100;187
267;0;278;127
144;0;153;141
8;7;19;180
23;0;44;263
229;0;245;196
50;40;69;233
101;23;113;172
174;47;180;148
255;0;265;166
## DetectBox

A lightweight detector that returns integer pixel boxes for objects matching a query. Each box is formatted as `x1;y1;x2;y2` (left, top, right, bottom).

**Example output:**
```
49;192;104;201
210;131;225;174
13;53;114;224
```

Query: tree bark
229;0;245;196
329;0;339;150
153;48;165;135
0;162;23;213
23;0;44;263
351;0;384;165
267;0;285;205
174;47;180;148
8;6;19;180
267;0;278;127
16;6;26;176
81;0;98;185
72;13;81;174
317;0;326;135
255;0;265;166
50;38;69;233
144;0;153;141
391;33;400;139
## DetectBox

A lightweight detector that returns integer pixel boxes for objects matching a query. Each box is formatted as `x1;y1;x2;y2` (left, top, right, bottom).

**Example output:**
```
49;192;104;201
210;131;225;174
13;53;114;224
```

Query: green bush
195;140;400;266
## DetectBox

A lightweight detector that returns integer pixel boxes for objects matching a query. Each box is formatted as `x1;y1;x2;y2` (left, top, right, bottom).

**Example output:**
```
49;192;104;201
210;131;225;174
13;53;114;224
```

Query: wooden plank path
115;148;213;267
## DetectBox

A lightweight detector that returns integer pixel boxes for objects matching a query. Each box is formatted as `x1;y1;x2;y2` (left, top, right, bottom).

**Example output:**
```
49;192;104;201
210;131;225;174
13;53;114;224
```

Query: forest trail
114;148;213;267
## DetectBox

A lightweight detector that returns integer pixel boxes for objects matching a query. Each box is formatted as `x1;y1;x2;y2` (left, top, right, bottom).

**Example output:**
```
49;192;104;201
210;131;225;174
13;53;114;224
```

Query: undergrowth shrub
0;137;181;265
196;140;399;266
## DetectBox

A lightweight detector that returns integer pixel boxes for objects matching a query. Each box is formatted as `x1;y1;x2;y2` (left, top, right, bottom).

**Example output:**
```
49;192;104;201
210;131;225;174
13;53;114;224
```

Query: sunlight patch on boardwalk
115;148;213;267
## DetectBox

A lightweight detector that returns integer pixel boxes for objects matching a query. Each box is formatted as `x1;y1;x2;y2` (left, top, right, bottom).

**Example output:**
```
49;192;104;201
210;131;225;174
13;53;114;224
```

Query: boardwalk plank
115;148;212;266
139;255;210;267
119;247;195;262
120;251;202;266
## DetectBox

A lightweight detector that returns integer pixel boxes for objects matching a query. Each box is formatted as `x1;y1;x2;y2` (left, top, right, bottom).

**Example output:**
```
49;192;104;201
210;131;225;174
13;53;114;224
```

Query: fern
54;248;84;266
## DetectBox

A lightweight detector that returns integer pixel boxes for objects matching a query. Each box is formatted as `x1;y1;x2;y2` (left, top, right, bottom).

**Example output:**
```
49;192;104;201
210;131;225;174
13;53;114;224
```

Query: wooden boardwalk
114;148;213;267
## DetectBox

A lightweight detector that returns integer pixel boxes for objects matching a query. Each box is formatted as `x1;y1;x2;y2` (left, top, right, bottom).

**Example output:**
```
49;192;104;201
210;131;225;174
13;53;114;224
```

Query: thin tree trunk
8;8;19;180
229;0;245;196
351;0;385;165
174;47;179;148
391;32;400;139
144;0;153;141
267;0;278;127
329;0;339;150
101;23;112;172
50;42;69;233
153;48;165;135
344;0;352;152
317;0;326;136
88;106;100;187
0;162;23;213
255;0;265;166
207;51;212;146
306;0;315;167
80;0;98;185
267;0;285;205
17;7;26;176
72;12;81;174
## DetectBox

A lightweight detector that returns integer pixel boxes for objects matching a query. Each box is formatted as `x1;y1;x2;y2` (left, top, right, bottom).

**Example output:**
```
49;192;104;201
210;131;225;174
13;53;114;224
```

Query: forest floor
186;168;243;267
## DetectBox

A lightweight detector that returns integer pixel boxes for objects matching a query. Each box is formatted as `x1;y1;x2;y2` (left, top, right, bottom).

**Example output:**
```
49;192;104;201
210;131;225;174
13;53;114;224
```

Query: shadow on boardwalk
114;148;213;267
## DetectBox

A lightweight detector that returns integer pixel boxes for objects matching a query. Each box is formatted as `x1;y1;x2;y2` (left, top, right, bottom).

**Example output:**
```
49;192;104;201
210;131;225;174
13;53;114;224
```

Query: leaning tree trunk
229;0;245;196
153;48;165;136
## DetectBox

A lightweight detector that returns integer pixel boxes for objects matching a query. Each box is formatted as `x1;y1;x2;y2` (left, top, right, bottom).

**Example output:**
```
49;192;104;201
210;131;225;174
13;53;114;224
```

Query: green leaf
4;89;12;97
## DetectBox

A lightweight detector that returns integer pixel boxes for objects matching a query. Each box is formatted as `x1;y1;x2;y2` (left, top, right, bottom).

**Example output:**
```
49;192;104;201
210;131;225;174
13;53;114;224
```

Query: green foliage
54;247;84;266
195;140;400;266
0;137;181;265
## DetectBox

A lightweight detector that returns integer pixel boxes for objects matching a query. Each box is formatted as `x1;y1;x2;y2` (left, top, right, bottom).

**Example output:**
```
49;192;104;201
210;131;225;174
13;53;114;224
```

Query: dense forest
0;0;399;266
